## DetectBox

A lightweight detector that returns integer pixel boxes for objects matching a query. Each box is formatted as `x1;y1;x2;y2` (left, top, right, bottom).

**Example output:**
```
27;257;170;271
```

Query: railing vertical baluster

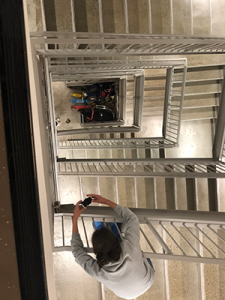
92;217;97;230
81;217;89;248
196;224;225;256
62;216;65;247
171;222;200;257
183;223;216;258
114;220;123;241
145;219;172;254
160;222;186;255
140;226;156;253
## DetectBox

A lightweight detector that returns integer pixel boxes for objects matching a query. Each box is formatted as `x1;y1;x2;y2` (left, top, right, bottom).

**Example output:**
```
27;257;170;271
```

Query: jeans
93;221;122;242
147;258;154;270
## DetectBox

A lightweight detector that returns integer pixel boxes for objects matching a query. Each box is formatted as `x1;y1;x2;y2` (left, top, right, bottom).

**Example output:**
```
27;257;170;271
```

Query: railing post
176;66;187;146
133;72;145;128
163;67;173;138
213;71;225;160
118;77;127;122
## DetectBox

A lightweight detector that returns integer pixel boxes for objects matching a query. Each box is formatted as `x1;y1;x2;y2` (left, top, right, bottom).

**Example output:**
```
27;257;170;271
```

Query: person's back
71;195;155;300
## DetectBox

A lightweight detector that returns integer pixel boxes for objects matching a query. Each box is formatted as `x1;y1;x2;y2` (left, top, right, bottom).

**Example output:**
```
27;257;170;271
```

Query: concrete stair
57;141;225;300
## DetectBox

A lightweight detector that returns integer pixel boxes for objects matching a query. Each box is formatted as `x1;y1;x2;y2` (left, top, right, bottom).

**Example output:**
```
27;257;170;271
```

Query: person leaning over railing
71;194;155;300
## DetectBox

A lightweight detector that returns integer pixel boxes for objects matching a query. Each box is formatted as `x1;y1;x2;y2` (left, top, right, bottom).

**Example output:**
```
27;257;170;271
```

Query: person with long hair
71;194;155;300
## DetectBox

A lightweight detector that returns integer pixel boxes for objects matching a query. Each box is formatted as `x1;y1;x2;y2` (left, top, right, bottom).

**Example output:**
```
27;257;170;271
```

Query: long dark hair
92;227;122;268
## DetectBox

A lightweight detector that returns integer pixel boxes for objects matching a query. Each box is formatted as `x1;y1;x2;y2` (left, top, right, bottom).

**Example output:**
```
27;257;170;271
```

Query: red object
71;105;90;110
101;91;106;97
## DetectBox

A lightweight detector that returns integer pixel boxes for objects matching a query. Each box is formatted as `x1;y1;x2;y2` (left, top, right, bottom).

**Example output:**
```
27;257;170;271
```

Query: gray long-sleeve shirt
71;205;154;299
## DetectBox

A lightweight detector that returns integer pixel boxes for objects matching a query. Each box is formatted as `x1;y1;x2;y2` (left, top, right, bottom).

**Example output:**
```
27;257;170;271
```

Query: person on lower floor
71;194;155;300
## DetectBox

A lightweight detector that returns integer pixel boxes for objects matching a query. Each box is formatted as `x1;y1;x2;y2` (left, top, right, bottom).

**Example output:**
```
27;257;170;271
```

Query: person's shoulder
121;239;141;253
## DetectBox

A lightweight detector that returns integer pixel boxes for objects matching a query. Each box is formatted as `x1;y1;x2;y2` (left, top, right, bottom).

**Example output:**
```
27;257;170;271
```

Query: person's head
92;227;122;268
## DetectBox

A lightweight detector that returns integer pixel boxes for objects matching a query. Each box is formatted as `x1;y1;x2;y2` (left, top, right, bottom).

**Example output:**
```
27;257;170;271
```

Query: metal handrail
54;206;225;265
57;158;225;178
58;138;174;149
30;32;225;57
49;58;187;70
163;66;186;146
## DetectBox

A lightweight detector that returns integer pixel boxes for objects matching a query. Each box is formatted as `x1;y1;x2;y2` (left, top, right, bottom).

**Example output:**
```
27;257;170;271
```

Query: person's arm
71;201;102;279
72;200;85;233
114;205;140;246
87;194;117;208
87;194;140;247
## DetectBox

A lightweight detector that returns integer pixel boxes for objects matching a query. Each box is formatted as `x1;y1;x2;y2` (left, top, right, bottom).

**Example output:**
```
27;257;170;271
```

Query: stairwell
27;0;225;300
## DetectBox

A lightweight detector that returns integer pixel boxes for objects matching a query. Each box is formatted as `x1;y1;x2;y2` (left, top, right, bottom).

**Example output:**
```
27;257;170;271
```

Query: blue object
71;98;88;104
147;258;154;270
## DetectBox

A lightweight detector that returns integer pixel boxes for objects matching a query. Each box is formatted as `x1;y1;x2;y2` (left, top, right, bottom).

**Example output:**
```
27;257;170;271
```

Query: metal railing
31;32;225;57
55;64;186;146
51;68;144;82
58;138;175;149
54;206;225;265
213;66;225;162
163;66;187;145
49;58;186;69
57;158;225;178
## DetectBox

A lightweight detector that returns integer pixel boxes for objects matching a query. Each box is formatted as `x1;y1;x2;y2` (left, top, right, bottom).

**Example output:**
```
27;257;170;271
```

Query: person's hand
87;194;108;205
73;200;86;221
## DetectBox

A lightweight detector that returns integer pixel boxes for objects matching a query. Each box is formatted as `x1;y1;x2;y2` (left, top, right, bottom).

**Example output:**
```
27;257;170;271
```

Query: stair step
73;0;88;32
126;97;219;112
181;107;217;121
218;178;225;212
74;0;101;32
172;0;192;35
101;0;115;33
174;78;223;86
99;177;118;203
42;0;57;31
186;176;197;210
86;0;101;32
165;178;176;209
155;178;167;209
196;178;210;211
113;0;127;33
53;252;102;300
136;177;156;209
117;177;137;207
175;178;187;210
81;177;99;198
127;0;139;33
167;261;201;300
127;86;165;92
55;0;73;31
136;0;151;34
208;178;218;211
151;0;171;34
203;264;225;300
175;64;225;81
127;106;217;121
184;83;221;95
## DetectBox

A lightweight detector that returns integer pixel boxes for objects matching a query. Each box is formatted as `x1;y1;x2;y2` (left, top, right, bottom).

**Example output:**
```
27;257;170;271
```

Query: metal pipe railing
58;138;174;149
31;32;225;56
54;206;225;265
57;158;225;178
